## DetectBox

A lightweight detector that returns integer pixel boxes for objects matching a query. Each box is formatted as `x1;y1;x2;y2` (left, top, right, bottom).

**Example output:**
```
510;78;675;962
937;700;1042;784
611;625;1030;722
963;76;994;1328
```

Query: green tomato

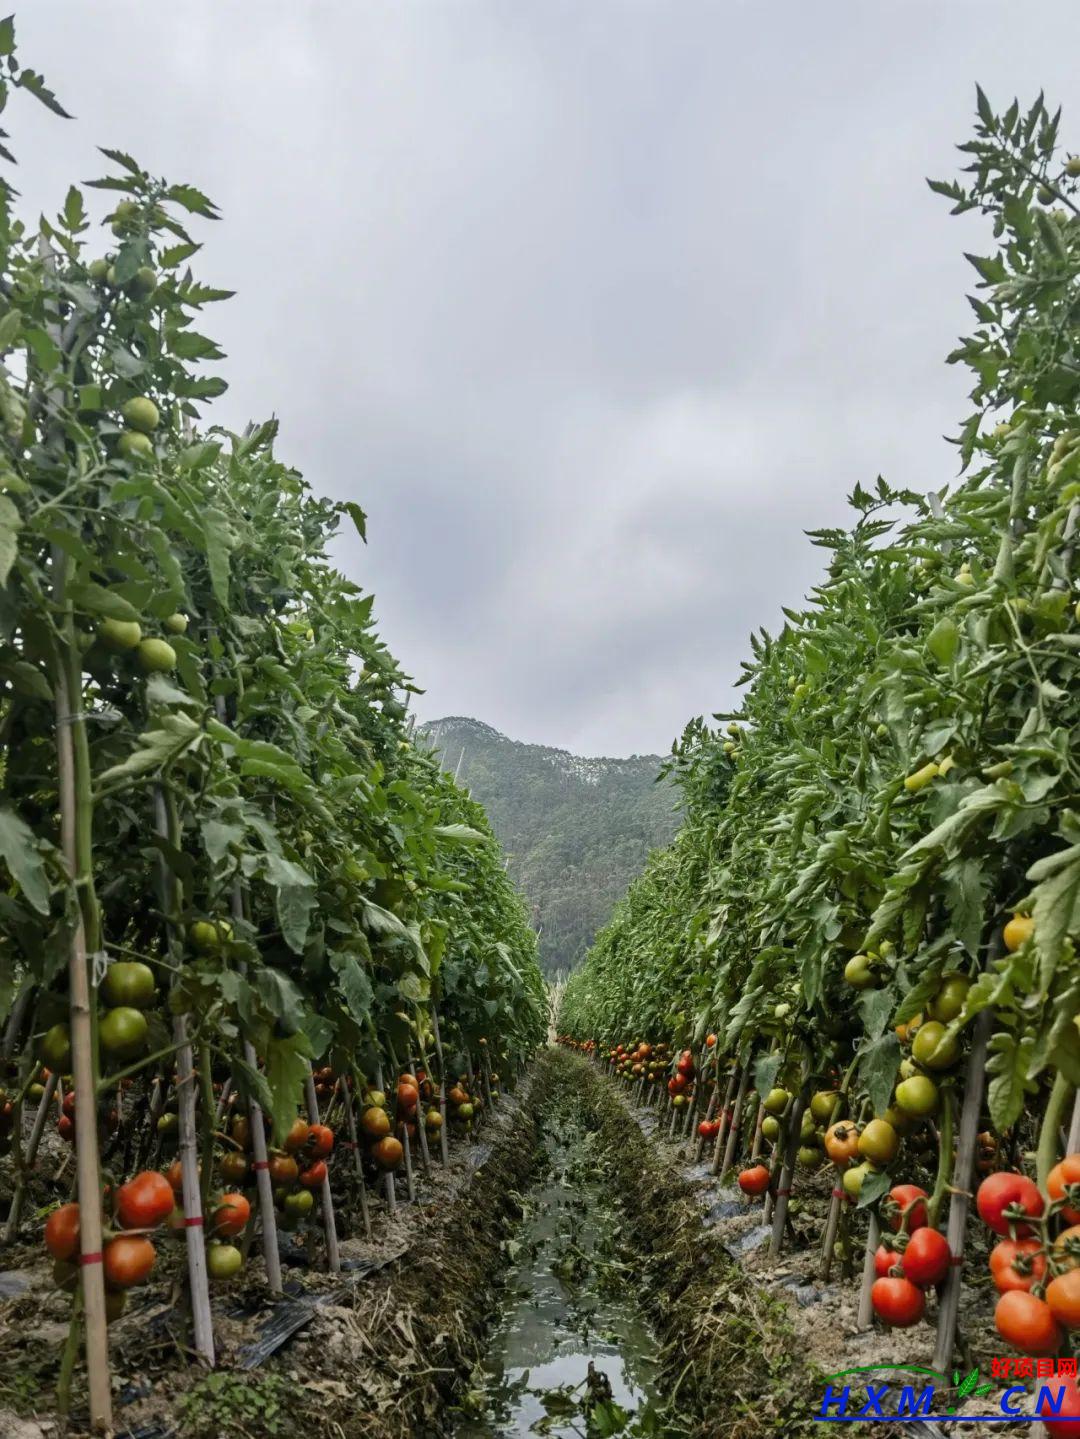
137;638;177;672
894;1075;939;1117
844;955;875;990
128;266;157;298
842;1161;870;1199
118;430;153;461
763;1088;790;1116
189;918;233;954
928;974;970;1024
40;1022;72;1072
810;1090;840;1123
101;961;157;1010
206;1243;243;1280
100;1006;149;1061
98;617;142;652
164;612;189;635
797;1144;823;1168
284;1189;314;1218
857;1118;899;1166
122;396;159;433
911;1020;959;1071
761;1115;781;1141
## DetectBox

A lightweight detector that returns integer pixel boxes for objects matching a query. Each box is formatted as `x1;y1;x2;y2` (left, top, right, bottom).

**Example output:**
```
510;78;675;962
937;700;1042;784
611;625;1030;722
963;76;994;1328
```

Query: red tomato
990;1239;1047;1293
995;1289;1062;1355
977;1172;1044;1237
737;1165;770;1196
306;1124;334;1159
44;1203;80;1261
212;1192;251;1238
103;1235;156;1289
884;1184;928;1233
1039;1375;1080;1437
874;1244;899;1278
871;1276;926;1328
299;1160;327;1189
166;1159;184;1193
1048;1155;1080;1224
900;1228;951;1287
116;1171;176;1230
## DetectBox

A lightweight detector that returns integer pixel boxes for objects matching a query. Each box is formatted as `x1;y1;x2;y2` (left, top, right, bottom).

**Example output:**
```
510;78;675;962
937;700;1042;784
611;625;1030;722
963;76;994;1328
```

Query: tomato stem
1037;1071;1073;1191
929;1083;955;1228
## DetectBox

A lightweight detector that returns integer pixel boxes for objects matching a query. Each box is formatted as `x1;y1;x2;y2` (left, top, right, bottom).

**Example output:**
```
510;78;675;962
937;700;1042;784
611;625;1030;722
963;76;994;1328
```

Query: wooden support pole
721;1064;750;1175
2;1069;59;1243
304;1070;340;1272
769;1080;810;1256
931;1007;994;1371
341;1080;373;1241
711;1067;740;1177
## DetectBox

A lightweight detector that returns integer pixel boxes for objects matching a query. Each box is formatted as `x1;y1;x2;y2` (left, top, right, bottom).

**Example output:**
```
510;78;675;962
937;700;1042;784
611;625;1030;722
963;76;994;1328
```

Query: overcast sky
16;5;1080;755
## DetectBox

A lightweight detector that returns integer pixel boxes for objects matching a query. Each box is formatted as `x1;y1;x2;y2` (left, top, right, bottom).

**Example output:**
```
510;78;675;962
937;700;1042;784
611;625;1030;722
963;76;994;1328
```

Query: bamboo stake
53;571;111;1432
721;1064;750;1175
375;1063;397;1216
428;1008;450;1166
410;1058;431;1175
1066;1092;1080;1155
2;1069;58;1243
856;1210;882;1329
304;1070;340;1272
748;1095;765;1161
341;1080;372;1241
692;1084;719;1164
820;1170;848;1284
0;978;33;1061
769;1080;810;1256
401;1124;416;1202
931;1006;995;1372
174;1014;215;1361
710;1067;740;1176
153;790;214;1365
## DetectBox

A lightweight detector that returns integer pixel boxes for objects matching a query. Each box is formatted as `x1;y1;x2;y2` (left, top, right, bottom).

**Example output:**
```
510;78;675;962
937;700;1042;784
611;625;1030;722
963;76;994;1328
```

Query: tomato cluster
977;1158;1080;1357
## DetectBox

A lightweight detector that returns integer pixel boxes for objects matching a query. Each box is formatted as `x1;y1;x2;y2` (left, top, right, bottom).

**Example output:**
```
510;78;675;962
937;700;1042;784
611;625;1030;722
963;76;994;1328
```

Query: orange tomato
1047;1269;1080;1329
116;1171;176;1230
824;1121;860;1165
104;1235;156;1290
282;1118;311;1154
1048;1155;1080;1224
994;1290;1062;1355
990;1238;1046;1293
211;1192;251;1238
44;1203;80;1261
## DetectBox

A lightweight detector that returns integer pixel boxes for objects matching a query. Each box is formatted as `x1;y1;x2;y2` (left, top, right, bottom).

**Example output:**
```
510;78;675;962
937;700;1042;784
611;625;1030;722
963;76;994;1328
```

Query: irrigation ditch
2;1050;823;1439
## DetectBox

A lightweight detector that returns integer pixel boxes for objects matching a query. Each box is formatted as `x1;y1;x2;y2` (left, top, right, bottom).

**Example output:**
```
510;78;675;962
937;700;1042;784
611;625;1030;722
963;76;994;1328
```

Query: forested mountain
419;717;681;976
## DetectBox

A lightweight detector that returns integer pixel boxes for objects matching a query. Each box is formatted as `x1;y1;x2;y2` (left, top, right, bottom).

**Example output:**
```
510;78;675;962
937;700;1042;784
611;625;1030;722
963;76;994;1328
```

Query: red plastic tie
184;1216;204;1228
79;1251;103;1266
777;1188;792;1197
950;1254;964;1266
252;1160;270;1172
831;1187;846;1199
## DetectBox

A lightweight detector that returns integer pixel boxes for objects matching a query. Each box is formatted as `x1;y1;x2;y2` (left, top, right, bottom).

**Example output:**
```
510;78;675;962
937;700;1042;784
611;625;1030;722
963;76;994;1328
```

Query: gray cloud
16;3;1080;753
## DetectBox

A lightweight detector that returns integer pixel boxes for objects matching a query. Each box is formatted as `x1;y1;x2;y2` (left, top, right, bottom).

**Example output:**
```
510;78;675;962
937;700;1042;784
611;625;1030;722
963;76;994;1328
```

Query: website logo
815;1362;1079;1425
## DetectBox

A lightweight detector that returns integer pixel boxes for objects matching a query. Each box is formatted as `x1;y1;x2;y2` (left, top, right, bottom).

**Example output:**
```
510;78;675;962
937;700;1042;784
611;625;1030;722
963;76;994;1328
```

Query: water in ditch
453;1107;668;1438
